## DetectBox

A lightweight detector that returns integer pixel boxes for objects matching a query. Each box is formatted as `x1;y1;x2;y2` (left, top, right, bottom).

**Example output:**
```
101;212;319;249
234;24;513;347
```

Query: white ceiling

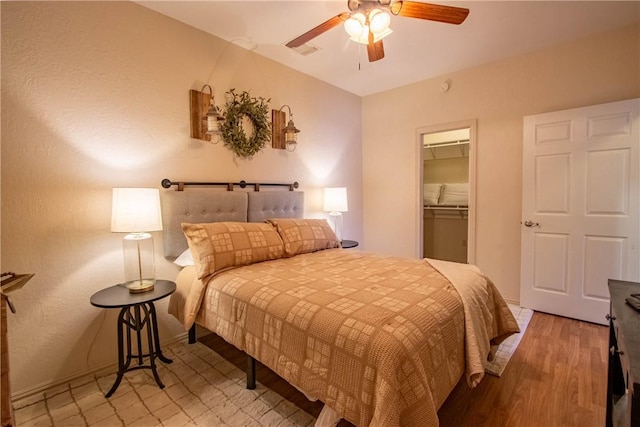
137;1;640;97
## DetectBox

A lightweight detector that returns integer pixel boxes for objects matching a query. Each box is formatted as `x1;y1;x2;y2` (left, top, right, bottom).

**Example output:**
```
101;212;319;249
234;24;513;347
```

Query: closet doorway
417;120;476;263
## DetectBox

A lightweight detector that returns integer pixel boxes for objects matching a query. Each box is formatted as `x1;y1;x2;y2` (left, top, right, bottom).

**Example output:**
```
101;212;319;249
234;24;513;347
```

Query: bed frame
160;178;305;389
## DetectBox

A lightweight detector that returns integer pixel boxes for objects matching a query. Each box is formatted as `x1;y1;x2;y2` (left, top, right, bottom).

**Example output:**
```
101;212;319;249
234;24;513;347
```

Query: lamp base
122;279;155;294
329;212;343;242
122;232;156;294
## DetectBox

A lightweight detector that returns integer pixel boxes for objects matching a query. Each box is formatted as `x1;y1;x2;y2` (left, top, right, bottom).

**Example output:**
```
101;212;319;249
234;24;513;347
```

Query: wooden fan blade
393;1;469;25
286;12;349;48
367;32;385;62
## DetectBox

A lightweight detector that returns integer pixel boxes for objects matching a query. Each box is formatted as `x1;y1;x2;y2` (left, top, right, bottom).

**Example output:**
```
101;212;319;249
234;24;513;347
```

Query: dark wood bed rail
161;178;299;192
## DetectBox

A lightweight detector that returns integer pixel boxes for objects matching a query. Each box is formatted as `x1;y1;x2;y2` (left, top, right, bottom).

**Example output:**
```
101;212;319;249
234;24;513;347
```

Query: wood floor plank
199;311;608;426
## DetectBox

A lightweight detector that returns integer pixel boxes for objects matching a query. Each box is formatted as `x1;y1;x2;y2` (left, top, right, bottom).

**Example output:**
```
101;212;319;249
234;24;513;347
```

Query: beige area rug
485;304;534;377
13;341;316;427
14;306;533;426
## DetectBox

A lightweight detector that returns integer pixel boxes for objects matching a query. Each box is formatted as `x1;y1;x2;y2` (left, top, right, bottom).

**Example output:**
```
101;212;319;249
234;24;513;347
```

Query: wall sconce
271;105;300;152
190;84;224;142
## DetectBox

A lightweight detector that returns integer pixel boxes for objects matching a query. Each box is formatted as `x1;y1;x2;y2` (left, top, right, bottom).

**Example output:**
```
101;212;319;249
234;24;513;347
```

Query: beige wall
3;0;639;399
1;2;362;396
362;23;640;303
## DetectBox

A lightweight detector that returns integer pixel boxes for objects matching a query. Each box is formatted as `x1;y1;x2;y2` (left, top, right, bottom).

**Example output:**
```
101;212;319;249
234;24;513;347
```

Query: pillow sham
439;183;469;205
266;218;340;257
181;222;284;280
173;248;195;267
423;183;442;205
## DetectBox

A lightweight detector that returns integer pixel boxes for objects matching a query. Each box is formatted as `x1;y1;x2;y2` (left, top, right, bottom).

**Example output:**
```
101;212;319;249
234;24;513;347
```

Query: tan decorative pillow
181;222;284;279
266;218;340;256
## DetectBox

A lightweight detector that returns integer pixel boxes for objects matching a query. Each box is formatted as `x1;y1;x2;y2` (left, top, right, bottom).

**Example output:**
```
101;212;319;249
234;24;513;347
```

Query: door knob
610;346;624;356
523;220;540;227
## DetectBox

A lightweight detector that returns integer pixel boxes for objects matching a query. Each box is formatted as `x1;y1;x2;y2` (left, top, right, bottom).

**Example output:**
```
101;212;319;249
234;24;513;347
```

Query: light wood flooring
200;311;608;427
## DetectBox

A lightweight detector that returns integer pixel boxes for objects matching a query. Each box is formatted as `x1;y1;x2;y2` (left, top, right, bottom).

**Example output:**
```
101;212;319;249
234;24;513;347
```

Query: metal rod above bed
160;178;299;192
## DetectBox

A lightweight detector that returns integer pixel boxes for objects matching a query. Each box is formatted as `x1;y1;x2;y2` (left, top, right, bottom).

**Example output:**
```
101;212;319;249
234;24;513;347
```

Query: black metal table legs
105;301;173;398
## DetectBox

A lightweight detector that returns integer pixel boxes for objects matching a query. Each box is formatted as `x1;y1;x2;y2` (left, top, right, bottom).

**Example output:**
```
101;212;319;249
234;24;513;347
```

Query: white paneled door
521;98;639;325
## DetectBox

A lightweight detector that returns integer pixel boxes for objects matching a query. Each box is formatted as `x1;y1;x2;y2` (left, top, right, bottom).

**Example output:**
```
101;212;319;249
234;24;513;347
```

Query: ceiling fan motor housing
349;0;398;13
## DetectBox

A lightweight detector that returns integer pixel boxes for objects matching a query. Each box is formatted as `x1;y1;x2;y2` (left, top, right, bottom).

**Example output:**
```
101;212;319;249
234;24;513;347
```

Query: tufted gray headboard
247;191;304;222
161;189;304;258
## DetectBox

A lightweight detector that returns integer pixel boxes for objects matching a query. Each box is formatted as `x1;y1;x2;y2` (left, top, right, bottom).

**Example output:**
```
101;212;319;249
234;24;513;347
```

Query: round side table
341;240;359;249
90;280;176;397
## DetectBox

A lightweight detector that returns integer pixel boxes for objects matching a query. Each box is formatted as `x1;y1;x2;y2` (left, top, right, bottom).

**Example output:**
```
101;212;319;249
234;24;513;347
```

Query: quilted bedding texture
169;249;518;427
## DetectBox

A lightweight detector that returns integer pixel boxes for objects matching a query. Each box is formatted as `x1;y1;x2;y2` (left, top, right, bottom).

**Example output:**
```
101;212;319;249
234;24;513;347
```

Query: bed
161;181;519;427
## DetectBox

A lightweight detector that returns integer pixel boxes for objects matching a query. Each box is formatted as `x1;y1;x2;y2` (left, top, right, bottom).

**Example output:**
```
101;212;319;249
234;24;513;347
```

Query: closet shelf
423;139;469;159
423;205;468;211
423;139;469;149
423;205;468;219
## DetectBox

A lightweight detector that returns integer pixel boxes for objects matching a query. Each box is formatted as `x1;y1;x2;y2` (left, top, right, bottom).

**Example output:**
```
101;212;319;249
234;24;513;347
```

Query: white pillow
174;248;195;267
423;183;442;205
439;183;469;205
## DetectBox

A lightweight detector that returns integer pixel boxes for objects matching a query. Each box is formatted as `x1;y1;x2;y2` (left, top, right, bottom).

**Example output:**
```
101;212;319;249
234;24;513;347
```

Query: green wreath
219;89;271;158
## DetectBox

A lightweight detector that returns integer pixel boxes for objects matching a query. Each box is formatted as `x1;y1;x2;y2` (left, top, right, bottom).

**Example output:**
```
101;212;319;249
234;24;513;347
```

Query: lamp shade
323;187;348;213
111;188;163;233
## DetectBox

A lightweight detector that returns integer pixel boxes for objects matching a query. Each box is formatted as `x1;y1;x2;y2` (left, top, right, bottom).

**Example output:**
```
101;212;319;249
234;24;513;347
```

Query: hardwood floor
438;311;608;426
199;311;608;427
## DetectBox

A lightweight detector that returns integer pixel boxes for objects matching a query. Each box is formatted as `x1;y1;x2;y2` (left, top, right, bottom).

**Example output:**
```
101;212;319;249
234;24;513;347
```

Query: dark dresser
607;279;640;427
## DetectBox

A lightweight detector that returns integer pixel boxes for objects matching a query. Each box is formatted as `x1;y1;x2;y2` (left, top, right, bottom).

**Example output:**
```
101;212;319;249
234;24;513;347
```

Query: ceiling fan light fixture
369;9;391;34
344;12;366;37
345;9;392;45
376;26;393;41
349;26;392;45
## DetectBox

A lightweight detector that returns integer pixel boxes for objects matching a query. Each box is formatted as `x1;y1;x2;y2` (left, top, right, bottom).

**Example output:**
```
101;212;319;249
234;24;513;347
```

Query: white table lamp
323;187;348;242
111;188;163;293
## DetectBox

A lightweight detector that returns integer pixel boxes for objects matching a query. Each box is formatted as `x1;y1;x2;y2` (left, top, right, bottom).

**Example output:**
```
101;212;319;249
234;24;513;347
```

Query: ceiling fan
286;0;469;62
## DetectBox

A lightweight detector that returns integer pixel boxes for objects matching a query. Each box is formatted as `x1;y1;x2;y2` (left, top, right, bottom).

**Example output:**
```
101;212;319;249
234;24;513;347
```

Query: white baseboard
503;297;521;306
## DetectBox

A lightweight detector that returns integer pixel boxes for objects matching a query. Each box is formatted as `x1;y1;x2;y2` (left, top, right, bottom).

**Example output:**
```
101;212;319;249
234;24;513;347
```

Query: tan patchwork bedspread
169;249;518;426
